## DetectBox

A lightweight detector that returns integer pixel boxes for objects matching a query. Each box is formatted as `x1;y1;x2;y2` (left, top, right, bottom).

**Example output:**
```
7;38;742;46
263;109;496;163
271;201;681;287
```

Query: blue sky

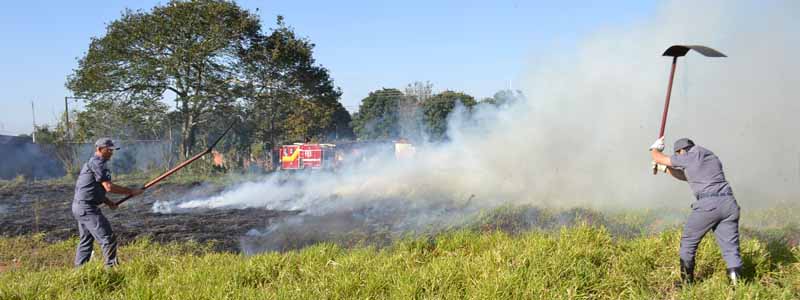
0;0;656;135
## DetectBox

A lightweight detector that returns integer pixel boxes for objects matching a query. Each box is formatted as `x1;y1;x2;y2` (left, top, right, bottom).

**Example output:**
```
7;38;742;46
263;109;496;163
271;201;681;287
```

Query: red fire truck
279;143;337;170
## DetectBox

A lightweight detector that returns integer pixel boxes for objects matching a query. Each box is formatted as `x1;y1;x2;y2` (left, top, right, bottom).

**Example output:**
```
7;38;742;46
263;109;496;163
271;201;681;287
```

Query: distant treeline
29;0;525;177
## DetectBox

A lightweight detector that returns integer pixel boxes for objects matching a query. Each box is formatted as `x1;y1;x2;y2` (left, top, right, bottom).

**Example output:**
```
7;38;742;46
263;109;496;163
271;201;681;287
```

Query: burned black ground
0;181;297;252
2;179;798;255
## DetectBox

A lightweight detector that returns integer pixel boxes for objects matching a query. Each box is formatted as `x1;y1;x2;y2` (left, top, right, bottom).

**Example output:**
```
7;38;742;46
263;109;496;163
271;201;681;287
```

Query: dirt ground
0;181;297;252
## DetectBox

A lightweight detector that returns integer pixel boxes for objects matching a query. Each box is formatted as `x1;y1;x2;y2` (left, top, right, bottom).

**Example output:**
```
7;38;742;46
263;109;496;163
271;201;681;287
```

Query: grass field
1;205;798;299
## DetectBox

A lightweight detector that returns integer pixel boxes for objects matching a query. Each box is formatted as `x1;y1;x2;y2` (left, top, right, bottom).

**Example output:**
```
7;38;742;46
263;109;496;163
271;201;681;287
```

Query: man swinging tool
648;45;740;287
70;122;234;268
72;138;143;267
651;138;742;286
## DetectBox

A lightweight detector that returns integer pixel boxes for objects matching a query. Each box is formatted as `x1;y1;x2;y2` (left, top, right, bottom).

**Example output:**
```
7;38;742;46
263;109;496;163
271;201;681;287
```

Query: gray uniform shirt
670;145;733;198
73;155;112;208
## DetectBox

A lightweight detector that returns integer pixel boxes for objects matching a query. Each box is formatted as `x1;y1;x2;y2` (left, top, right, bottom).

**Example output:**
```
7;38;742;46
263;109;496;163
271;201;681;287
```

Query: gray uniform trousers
72;203;118;267
679;196;742;269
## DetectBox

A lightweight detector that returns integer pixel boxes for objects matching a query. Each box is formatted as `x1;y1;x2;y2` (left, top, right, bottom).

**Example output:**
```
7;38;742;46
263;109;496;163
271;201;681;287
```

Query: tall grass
1;223;797;299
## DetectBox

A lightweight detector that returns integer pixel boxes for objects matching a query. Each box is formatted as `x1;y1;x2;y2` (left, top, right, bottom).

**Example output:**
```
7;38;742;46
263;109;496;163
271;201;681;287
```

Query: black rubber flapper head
662;45;727;57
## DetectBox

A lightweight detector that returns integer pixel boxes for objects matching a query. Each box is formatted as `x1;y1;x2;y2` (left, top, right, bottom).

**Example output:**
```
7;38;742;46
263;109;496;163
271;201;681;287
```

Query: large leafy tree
67;0;261;158
351;88;406;140
326;105;355;140
241;17;351;149
423;91;477;141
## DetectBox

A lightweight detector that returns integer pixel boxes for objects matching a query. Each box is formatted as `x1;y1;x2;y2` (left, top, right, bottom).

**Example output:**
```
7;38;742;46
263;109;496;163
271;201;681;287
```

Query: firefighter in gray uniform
650;137;742;286
72;138;142;267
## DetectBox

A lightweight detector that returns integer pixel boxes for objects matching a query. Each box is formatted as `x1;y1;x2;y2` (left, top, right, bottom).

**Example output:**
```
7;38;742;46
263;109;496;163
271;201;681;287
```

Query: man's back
670;145;733;197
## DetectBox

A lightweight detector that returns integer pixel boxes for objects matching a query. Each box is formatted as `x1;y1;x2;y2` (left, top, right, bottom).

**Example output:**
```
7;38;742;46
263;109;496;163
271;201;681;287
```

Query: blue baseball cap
94;138;120;150
673;138;694;152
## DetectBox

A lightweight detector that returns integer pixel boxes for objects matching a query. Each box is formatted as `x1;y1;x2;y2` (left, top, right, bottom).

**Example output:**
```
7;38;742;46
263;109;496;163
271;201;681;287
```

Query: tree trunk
181;113;196;159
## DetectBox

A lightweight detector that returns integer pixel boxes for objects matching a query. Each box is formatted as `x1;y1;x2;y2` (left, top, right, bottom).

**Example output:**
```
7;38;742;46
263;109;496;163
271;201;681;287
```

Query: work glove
651;161;668;173
649;137;665;152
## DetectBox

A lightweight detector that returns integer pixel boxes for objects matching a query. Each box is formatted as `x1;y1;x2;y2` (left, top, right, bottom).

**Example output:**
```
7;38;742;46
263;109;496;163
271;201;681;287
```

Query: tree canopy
352;87;479;142
67;0;262;158
480;89;526;107
422;91;477;141
351;88;405;140
67;0;353;166
73;97;169;143
241;17;352;146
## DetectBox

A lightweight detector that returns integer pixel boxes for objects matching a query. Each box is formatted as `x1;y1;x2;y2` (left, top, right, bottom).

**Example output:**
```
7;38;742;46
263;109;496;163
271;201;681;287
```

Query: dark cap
94;138;120;150
673;138;694;152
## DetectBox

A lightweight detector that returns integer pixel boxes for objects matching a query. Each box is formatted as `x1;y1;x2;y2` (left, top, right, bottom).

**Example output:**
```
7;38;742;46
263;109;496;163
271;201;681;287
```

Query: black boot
675;259;694;288
680;259;695;283
727;267;742;287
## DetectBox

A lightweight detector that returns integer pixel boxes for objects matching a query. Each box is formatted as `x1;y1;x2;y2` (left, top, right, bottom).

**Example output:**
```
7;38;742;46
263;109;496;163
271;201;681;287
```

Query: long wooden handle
114;122;235;205
658;56;678;138
114;148;211;205
654;56;678;175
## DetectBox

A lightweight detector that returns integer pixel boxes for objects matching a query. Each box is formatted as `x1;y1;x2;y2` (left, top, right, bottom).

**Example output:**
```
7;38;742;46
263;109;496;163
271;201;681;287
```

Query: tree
422;91;477;141
481;89;526;107
67;0;261;158
398;81;432;141
326;104;355;141
351;88;406;140
404;81;433;104
33;119;80;176
241;16;349;147
73;97;168;143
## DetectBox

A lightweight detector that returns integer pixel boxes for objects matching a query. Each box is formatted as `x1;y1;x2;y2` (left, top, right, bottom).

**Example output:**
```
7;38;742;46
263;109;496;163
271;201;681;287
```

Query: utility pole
64;96;70;139
31;100;37;143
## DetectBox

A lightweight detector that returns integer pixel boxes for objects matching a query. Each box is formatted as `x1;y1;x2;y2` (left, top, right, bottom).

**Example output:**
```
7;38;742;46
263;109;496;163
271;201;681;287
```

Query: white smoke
155;0;799;219
515;0;800;208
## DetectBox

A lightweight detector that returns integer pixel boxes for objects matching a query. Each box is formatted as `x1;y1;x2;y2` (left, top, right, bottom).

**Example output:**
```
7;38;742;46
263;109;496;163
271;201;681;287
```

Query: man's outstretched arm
651;149;687;181
101;181;143;196
651;149;673;167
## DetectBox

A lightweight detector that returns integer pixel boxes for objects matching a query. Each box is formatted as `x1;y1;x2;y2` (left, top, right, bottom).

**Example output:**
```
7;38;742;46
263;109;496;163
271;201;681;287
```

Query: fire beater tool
114;121;235;205
653;45;726;174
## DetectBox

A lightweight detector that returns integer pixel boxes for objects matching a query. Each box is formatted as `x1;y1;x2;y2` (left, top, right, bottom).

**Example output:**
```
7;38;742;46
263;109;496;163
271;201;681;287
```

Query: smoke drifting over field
520;0;800;206
153;0;800;253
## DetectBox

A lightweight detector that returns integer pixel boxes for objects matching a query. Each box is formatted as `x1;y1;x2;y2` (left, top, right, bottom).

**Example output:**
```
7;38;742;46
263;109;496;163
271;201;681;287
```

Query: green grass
1;223;798;299
0;175;27;190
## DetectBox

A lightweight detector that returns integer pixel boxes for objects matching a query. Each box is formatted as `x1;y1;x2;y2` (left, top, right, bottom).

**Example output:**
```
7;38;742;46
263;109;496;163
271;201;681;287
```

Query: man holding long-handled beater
72;138;143;267
649;45;741;287
71;122;234;268
651;137;742;287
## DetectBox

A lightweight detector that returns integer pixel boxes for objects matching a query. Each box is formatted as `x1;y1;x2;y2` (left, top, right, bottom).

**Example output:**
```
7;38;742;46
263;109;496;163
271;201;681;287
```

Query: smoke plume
153;0;800;253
